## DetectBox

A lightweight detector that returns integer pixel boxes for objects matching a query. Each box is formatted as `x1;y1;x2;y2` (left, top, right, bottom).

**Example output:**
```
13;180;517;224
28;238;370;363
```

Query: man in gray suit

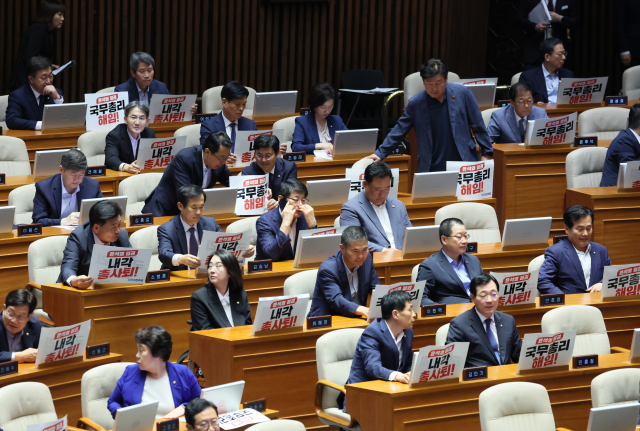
339;162;412;252
417;218;483;305
487;82;548;144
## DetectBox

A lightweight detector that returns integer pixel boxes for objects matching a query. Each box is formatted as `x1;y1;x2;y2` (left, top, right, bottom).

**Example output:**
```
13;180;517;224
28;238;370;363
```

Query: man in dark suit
158;185;254;271
142;131;233;217
6;56;63;130
337;290;415;411
417;218;484;305
518;38;574;104
1;289;41;363
32;149;104;226
367;59;493;173
600;104;640;187
104;101;156;173
340;161;412;251
241;134;297;211
255;180;317;262
447;274;522;368
308;226;380;318
57;200;131;288
538;206;612;295
615;0;640;68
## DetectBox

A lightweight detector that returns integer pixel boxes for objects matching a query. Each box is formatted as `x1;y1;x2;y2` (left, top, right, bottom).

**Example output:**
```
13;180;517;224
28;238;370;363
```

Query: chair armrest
556;428;574;431
611;346;631;354
26;282;42;291
76;418;106;431
36;314;55;327
314;380;357;429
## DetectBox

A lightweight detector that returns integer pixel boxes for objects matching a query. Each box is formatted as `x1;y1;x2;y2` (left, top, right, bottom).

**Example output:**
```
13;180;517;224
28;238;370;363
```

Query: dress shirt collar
370;199;387;210
475;307;495;325
127;129;141;143
514;111;527;123
442;249;463;266
384;320;405;347
222;112;237;128
60;175;80;197
342;257;359;275
215;287;230;305
31;85;43;99
630;128;640;146
135;82;149;98
542;63;557;78
573;242;591;256
92;232;110;246
269;164;276;174
180;215;197;231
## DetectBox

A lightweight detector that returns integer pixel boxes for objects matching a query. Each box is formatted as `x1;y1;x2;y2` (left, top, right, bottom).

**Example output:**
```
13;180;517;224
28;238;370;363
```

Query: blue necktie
188;227;199;267
518;118;525;142
229;122;236;152
485;318;501;365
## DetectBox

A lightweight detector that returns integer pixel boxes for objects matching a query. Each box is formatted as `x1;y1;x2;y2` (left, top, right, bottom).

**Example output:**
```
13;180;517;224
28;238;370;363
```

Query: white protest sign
87;245;152;285
556;77;608;105
491;270;538;307
449;78;499;86
218;409;269;430
623;161;640;189
601;263;640;300
345;168;399;200
197;230;252;270
252;294;309;335
234;129;285;167
137;135;187;170
27;416;67;431
446;160;494;200
229;174;269;216
409;342;469;387
525;113;577;146
35;320;91;368
517;330;576;374
149;94;197;123
368;281;425;321
84;92;128;131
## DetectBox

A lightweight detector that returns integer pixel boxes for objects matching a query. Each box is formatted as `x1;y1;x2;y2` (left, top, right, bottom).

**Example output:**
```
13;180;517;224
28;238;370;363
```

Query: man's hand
51;64;60;70
280;202;297;230
279;142;287;155
178;254;201;268
43;85;61;99
164;405;185;419
586;282;603;293
267;198;278;211
299;204;317;227
71;275;94;289
365;153;381;162
226;153;237;165
242;245;255;258
61;212;79;226
393;372;411;384
190;104;198;116
480;154;492;161
355;306;369;319
315;143;333;154
122;161;141;174
15;348;38;362
549;12;563;22
622;53;632;66
535;22;550;32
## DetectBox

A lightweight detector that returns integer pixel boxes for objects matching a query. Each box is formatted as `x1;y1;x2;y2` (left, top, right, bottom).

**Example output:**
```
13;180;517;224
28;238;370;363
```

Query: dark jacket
114;78;170;104
417;250;484;305
518;65;575;104
190;284;252;330
9;23;54;91
104;123;157;171
241;157;298;201
0;314;42;363
600;128;640;187
157;215;222;271
6;83;63;130
32;173;103;226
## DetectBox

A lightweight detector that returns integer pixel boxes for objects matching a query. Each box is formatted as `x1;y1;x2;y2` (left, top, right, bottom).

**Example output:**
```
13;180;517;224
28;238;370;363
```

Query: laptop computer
32;149;69;181
203;188;239;216
78;196;128;226
332;129;379;157
293;227;346;268
201;380;246;414
41;102;88;130
411;171;459;202
463;84;496;108
401;226;442;257
0;206;16;233
253;91;298;118
113;401;159;431
587;403;640;431
306;179;351;207
501;217;552;250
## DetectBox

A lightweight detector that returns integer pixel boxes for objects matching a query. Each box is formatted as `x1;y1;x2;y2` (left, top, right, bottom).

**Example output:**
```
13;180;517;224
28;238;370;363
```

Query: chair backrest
411;264;419;282
481;108;500;128
316;328;365;409
28;235;68;312
226;217;259;245
591;368;640;408
130;226;162;270
622;65;640;98
436;323;450;345
565;147;608;188
78;128;111;166
479;382;556;431
403;71;460;106
272;116;298;144
578;107;630;140
511;72;522;86
246;420;306;431
81;362;134;430
96;86;116;94
9;184;36;225
284;269;318;316
0;95;9;127
201;85;256;117
333;216;340;228
0;382;57;431
528;254;545;272
118;173;163;217
174;123;202;148
541;305;610;356
435;203;501;244
351;157;374;169
0;136;31;176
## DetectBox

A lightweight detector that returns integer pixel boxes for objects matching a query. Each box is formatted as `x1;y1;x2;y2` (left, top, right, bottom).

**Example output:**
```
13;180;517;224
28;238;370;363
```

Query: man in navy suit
340;162;412;251
487;82;548;143
417;218;484;305
142;131;233;217
518;38;574;104
447;273;522;368
337;290;415;411
1;289;41;363
255;180;317;262
6;56;63;130
32;149;104;226
241;134;297;211
600;104;640;187
57;200;131;288
158;185;254;271
538;206;612;295
308;226;380;318
367;59;493;173
104;101;156;173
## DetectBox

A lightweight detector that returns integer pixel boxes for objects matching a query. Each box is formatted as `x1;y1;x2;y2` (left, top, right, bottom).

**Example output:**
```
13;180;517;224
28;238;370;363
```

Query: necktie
38;94;45;116
188;227;199;264
485;318;501;365
518;118;526;142
547;0;554;12
229;122;237;152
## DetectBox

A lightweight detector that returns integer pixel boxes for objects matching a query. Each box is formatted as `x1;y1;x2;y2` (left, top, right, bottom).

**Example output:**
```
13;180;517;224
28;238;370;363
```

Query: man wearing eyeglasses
0;289;41;363
185;399;219;431
416;218;484;305
447;273;522;368
487;82;548;144
518;37;574;104
142;131;233;217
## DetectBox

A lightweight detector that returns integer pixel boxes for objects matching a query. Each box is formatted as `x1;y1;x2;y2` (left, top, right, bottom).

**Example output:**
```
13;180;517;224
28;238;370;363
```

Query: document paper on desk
446;160;494;200
84;92;128;130
27;416;67;431
601;263;640;300
218;409;269;430
345;168;399;200
233;129;284;167
491;270;538;307
252;294;309;335
148;94;197;123
517;330;576;374
368;281;425;322
197;230;252;271
408;342;469;387
556;77;608;105
88;245;152;284
35;321;91;369
524;113;576;146
229;174;269;216
137;135;187;170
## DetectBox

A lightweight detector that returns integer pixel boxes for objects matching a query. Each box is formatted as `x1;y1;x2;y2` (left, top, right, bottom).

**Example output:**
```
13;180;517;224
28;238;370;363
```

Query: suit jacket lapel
53;176;62;218
119;124;136;163
535;67;548;103
207;286;232;327
359;193;386;239
379;320;400;369
494;312;506;364
445;85;457;137
386;198;403;245
563;241;586;287
24;85;40;117
306;114;321;144
588;243;598;286
195;147;204;188
327;115;337;141
336;252;352;299
469;308;499;365
437;250;466;293
506;106;522;141
174;216;189;255
229;289;247;326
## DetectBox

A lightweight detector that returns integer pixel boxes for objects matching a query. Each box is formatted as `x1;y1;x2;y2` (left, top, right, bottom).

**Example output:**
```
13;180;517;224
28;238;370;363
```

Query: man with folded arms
600;104;640;187
0;289;41;363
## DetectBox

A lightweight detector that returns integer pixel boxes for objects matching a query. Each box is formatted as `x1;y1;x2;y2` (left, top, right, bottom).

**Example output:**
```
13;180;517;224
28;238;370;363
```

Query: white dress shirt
574;243;592;288
32;85;64;130
342;257;360;303
171;217;201;266
370;200;395;248
119;130;141;170
66;233;109;286
542;64;560;103
630;128;640;147
384;320;405;381
60;176;80;220
201;151;211;188
136;82;149;104
222;112;238;141
316;120;332;143
475;308;499;351
141;373;174;418
216;288;235;327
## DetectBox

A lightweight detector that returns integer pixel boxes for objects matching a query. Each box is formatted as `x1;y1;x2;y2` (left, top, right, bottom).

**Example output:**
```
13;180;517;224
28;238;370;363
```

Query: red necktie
547;0;554;12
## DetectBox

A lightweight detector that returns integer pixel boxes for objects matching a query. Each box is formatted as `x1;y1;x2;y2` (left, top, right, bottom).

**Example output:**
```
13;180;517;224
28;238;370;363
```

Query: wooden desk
566;187;640;264
147;411;279;431
0;353;122;424
482;101;640;118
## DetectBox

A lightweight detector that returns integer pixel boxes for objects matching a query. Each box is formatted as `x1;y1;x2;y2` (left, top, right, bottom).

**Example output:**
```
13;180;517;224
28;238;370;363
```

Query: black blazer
104;123;157;171
417;250;484;305
32;173;103;226
190;284;252;330
615;0;640;62
0;314;42;363
9;22;54;91
518;65;575;104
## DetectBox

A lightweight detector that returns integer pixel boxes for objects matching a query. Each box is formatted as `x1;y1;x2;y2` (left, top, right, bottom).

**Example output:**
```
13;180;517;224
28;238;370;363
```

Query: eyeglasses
127;115;147;122
446;233;471;240
37;74;54;82
515;99;534;106
195;419;219;429
255;152;274;161
287;197;309;205
213;153;230;163
4;308;29;323
556;51;568;58
477;292;498;300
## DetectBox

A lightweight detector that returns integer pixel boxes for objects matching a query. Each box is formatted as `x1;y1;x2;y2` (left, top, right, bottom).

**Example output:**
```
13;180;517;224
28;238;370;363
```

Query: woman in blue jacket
108;325;201;419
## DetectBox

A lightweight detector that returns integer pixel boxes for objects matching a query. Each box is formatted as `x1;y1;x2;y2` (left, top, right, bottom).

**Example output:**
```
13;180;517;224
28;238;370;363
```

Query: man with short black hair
416;218;484;305
32;148;104;226
0;289;41;363
57;200;131;288
538;205;611;295
308;226;380;318
600;103;640;187
340;161;411;251
185;399;219;431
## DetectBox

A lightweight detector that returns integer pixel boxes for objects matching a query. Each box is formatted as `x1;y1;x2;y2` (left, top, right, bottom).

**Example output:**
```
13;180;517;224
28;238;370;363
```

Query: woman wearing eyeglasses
190;250;252;331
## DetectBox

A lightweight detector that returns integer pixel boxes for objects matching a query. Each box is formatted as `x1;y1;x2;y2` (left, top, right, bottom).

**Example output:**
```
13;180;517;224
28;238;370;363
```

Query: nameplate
146;269;170;283
0;126;3;135
243;398;267;412
284;152;306;162
572;354;598;369
0;360;18;377
497;100;510;107
389;145;404;156
307;315;332;329
466;242;478;253
86;165;106;177
604;95;628;106
156;418;179;431
0;173;5;185
195;113;217;124
540;293;565;306
85;342;110;359
129;214;154;227
300;108;313;116
573;136;598;147
553;235;568;245
420;303;446;317
462;366;488;381
247;259;273;274
17;223;42;237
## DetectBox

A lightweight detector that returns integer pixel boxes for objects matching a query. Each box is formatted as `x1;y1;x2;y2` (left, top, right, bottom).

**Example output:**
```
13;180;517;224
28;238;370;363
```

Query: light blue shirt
136;82;149;104
542;64;559;103
60;175;80;219
442;250;471;295
6;327;25;360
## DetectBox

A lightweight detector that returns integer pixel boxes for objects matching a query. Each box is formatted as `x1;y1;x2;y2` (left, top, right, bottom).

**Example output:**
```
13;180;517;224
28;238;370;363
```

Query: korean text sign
35;321;91;368
556;77;608;105
137;135;187;170
345;168;399;200
88;245;153;284
490;270;538;306
601;264;640;299
446;160;494;199
409;342;469;387
252;294;309;335
517;330;576;373
27;416;67;431
230;174;269;216
368;281;425;321
148;94;197;123
525;113;577;146
84;92;128;131
197;230;252;269
234;129;285;167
